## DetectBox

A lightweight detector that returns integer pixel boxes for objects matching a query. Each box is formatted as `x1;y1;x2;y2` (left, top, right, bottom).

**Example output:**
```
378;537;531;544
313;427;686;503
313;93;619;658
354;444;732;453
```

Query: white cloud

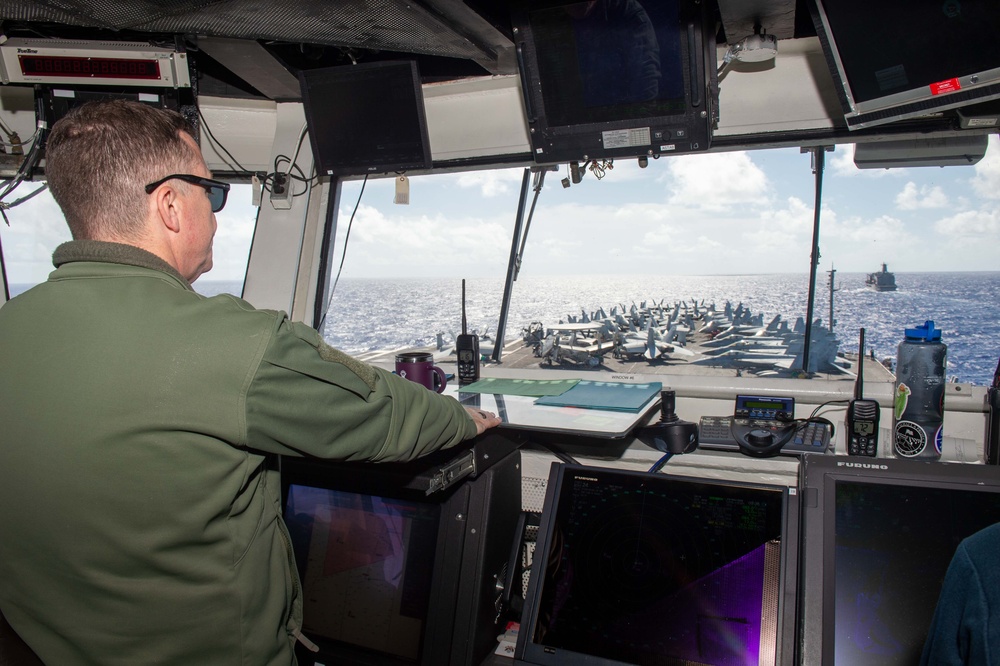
829;144;857;176
335;203;509;276
617;195;821;269
934;209;1000;237
970;135;1000;200
641;223;683;248
663;151;770;211
640;228;723;255
830;143;908;179
611;202;673;224
926;208;1000;269
826;213;906;242
529;201;614;227
449;168;525;197
209;184;258;280
798;203;914;270
765;196;816;234
895;182;949;210
591;157;658;183
535;236;581;260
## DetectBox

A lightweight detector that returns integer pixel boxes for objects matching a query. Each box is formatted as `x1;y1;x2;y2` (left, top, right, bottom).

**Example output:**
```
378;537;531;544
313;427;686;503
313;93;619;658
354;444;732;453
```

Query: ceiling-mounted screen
299;60;432;176
810;0;1000;130
511;0;717;163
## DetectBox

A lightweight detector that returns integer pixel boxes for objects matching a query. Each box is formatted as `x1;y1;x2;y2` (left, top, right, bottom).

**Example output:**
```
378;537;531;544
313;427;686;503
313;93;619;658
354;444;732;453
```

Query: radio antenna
461;279;468;336
855;328;865;400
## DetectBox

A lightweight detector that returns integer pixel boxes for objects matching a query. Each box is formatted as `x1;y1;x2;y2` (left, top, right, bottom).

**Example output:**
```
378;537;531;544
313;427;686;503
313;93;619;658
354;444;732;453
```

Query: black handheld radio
846;327;880;456
456;279;480;385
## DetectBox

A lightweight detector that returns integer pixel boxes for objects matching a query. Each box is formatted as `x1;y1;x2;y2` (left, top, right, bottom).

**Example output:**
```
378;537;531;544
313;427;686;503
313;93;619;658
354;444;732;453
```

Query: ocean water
310;272;1000;387
12;272;1000;386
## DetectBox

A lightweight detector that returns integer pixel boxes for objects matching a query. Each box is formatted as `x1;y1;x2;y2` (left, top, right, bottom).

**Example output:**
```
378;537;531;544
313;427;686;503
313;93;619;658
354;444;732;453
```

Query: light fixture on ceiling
718;24;778;77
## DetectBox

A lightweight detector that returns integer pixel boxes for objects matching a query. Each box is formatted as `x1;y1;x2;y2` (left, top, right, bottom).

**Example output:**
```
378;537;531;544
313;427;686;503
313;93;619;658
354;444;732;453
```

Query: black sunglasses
145;174;231;213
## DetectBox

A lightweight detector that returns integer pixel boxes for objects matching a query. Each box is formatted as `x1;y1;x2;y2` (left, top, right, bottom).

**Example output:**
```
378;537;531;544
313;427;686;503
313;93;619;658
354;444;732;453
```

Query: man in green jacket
0;99;501;665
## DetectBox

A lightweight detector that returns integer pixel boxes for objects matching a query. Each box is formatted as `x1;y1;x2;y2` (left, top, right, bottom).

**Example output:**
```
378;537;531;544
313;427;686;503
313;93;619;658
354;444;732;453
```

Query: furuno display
510;0;717;163
809;0;1000;130
515;464;800;666
846;328;880;457
298;60;432;176
281;438;520;666
699;395;832;457
800;455;1000;665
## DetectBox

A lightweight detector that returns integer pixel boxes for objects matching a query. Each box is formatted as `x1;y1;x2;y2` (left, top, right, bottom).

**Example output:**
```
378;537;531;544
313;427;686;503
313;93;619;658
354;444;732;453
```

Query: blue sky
3;137;998;284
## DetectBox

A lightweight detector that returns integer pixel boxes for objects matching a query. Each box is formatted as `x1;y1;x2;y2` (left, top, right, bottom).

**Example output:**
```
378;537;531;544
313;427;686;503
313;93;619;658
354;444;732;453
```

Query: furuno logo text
837;462;889;470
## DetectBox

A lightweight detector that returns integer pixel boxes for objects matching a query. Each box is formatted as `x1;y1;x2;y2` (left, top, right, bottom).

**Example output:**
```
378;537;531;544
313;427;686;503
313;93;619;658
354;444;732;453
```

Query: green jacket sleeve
243;317;478;461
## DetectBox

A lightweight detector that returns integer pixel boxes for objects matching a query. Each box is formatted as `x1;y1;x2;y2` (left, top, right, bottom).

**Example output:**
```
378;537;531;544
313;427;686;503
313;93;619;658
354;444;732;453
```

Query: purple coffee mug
395;352;447;393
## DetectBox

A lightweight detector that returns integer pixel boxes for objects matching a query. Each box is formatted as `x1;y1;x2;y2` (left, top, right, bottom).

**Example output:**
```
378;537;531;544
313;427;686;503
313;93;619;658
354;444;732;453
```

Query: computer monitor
810;0;1000;130
284;483;438;661
800;456;1000;665
515;463;799;665
298;60;432;176
511;0;717;163
281;441;521;666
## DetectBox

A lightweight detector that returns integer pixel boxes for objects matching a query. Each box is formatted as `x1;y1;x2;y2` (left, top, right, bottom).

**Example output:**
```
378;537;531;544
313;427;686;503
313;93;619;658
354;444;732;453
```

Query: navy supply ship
867;263;898;291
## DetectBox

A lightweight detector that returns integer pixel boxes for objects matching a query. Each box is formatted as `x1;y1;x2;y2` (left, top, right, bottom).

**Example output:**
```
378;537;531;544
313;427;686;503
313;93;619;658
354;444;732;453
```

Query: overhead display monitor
800;455;1000;665
511;0;717;163
299;60;432;176
515;464;799;665
810;0;1000;130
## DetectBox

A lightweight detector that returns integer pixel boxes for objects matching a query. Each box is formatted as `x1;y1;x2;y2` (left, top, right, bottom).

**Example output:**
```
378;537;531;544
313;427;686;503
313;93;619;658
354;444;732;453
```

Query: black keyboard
699;415;832;455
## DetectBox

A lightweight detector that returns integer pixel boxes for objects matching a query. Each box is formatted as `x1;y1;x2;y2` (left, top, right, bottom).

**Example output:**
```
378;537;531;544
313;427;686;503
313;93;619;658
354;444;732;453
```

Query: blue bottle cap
904;320;942;341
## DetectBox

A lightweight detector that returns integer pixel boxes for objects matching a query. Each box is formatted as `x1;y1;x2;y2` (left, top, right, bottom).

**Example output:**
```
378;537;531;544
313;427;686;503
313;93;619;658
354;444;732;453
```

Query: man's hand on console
465;407;502;435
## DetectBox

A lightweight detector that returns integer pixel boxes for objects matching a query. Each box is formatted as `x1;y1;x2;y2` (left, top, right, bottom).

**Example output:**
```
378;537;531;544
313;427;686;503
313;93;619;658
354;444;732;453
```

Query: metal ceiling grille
1;0;502;68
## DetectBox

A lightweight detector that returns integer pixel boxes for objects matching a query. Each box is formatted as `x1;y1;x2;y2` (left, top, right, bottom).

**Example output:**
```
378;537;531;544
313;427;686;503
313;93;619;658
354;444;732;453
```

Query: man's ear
151;182;183;234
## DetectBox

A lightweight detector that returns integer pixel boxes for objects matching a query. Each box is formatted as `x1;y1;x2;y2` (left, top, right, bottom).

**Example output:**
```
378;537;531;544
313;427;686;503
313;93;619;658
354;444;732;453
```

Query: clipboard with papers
448;380;662;439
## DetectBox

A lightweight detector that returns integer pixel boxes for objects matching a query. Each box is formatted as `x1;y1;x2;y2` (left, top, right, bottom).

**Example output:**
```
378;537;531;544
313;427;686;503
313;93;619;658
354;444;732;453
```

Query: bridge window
319;139;998;386
1;184;257;299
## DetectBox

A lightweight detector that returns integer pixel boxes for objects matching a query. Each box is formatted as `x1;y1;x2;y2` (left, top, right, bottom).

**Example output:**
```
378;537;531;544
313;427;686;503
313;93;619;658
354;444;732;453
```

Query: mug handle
432;366;447;393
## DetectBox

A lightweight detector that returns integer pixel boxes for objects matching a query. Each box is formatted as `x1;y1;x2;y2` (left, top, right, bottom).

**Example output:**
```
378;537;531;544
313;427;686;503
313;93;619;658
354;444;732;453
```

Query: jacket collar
52;240;192;290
